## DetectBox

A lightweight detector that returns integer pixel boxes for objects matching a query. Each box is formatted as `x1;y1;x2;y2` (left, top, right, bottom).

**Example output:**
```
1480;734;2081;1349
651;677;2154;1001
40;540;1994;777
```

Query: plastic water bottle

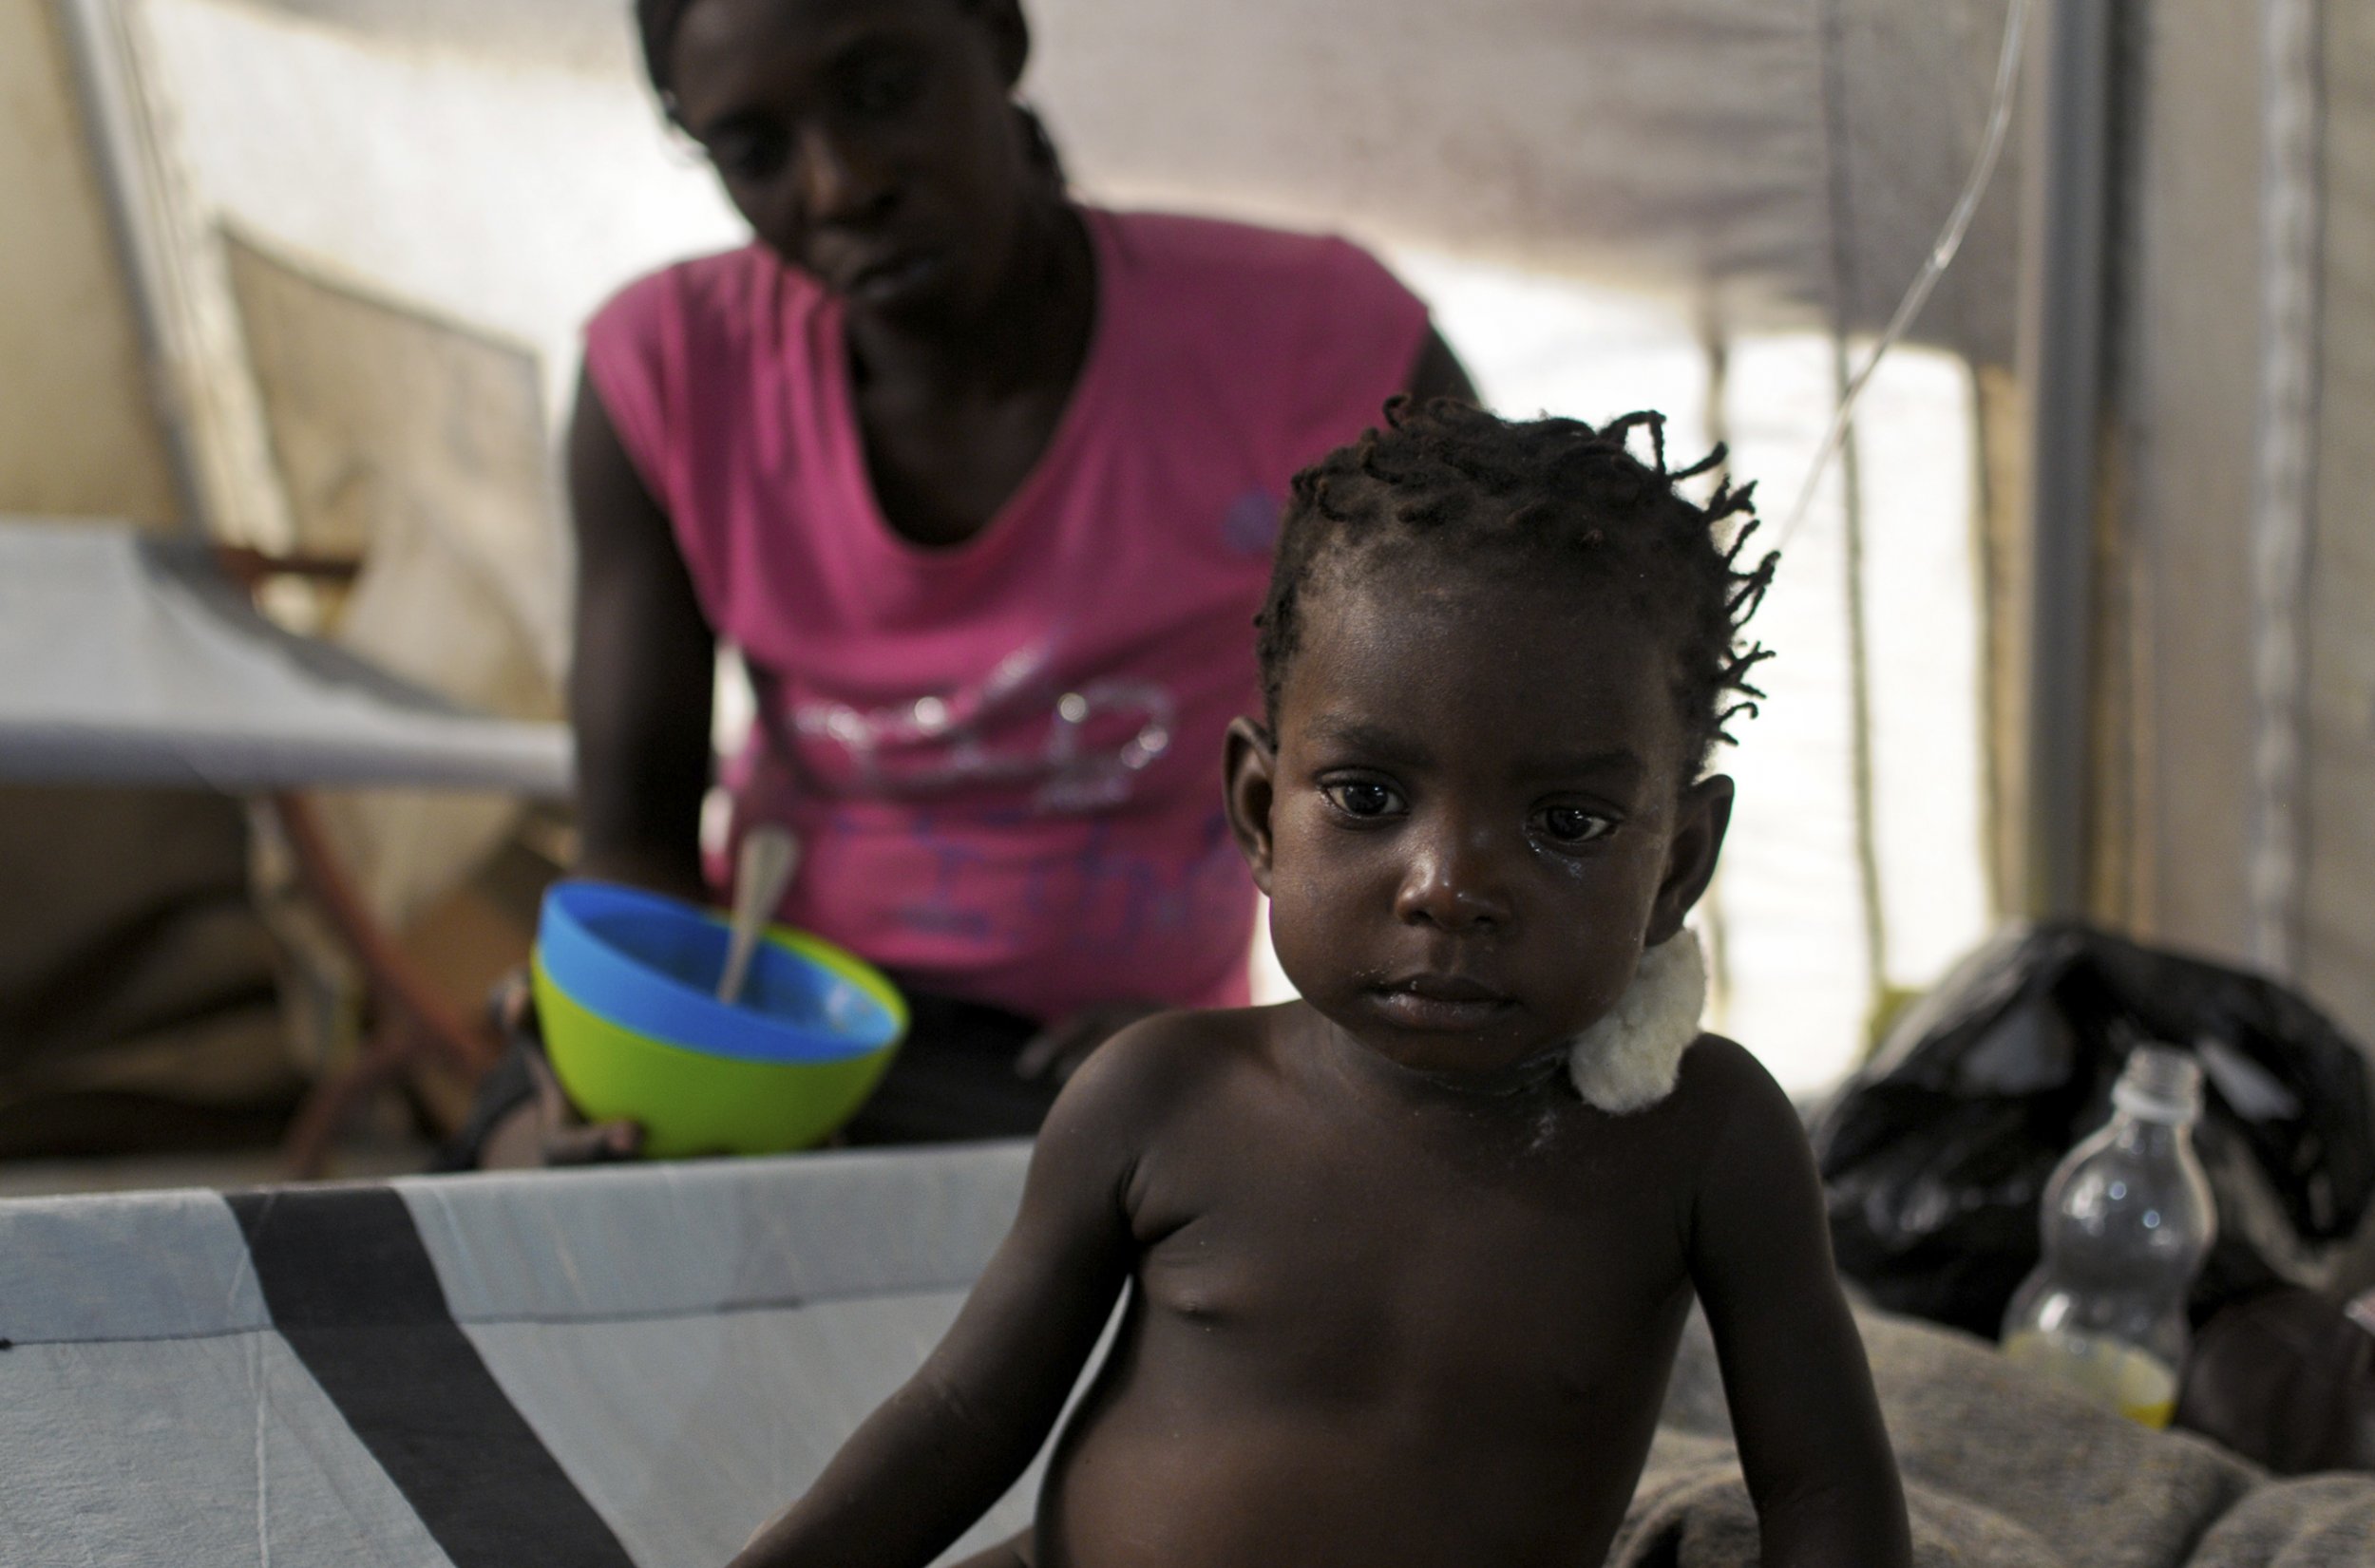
1999;1045;2218;1427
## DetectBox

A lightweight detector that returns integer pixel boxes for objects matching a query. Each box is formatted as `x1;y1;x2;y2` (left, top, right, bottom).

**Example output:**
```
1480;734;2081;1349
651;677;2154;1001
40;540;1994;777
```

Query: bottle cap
2112;1044;2204;1123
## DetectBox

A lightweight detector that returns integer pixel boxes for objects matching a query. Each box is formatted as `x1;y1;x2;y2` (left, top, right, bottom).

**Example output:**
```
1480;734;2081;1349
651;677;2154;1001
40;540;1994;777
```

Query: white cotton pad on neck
1567;928;1707;1115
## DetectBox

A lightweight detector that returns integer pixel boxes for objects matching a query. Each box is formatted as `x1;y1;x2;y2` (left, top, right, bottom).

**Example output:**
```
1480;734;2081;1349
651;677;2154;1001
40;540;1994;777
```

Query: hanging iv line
1774;0;2035;551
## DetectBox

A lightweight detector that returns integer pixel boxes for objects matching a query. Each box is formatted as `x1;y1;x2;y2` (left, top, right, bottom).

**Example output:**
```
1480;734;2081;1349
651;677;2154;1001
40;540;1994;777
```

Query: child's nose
1394;824;1513;933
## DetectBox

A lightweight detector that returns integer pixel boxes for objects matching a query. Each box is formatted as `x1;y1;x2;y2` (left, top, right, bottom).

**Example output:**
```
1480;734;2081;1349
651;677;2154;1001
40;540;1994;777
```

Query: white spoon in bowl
716;825;799;1006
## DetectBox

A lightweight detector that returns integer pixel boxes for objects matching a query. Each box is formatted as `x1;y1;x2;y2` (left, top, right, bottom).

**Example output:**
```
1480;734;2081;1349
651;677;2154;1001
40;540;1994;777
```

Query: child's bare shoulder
1016;1009;1277;1222
1662;1031;1806;1147
1051;1003;1281;1137
1657;1033;1830;1246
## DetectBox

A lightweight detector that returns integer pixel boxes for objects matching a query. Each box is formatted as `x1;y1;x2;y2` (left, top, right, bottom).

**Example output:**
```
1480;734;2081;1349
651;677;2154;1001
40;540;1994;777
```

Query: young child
730;400;1913;1568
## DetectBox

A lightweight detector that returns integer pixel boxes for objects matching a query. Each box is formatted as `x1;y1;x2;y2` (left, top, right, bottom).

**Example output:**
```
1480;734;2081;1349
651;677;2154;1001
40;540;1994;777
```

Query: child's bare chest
1130;1102;1699;1416
1043;1076;1710;1566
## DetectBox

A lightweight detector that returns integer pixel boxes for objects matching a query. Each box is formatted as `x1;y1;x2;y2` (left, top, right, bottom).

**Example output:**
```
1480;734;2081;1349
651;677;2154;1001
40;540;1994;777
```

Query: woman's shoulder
1092;207;1413;309
585;243;819;358
1089;207;1428;438
1097;207;1368;266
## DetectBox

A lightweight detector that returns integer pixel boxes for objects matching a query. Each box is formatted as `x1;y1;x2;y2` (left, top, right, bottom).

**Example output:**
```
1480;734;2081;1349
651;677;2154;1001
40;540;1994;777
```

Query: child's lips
1369;974;1516;1030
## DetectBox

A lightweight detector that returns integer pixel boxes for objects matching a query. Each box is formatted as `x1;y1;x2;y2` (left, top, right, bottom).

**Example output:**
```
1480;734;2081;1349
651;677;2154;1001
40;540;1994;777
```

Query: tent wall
72;0;2024;364
2108;3;2375;1050
0;2;289;1156
1033;0;2025;364
23;0;2024;1086
2115;0;2264;957
76;0;2375;1064
2305;9;2375;1054
12;0;2371;1087
0;0;178;523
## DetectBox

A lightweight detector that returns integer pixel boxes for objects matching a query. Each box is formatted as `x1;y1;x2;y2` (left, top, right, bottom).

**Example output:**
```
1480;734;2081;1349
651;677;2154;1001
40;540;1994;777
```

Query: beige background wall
2305;9;2375;1041
2113;4;2375;1048
15;0;2365;1058
0;1;283;1159
0;0;179;524
2116;0;2263;961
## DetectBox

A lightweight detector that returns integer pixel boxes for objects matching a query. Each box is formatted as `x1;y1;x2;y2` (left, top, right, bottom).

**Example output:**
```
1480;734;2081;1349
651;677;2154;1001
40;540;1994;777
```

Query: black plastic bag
1811;921;2375;1339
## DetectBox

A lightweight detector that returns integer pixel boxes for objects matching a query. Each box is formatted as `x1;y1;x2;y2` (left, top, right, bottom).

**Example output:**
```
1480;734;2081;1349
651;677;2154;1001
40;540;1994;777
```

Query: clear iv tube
1774;0;2035;551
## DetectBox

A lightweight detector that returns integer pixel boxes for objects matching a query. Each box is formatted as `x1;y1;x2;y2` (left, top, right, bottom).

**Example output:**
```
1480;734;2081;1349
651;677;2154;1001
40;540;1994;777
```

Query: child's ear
1646;773;1734;945
1224;716;1280;896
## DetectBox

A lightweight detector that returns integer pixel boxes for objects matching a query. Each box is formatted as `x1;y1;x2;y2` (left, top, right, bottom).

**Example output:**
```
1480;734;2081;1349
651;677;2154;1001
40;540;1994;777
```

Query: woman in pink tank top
484;0;1472;1161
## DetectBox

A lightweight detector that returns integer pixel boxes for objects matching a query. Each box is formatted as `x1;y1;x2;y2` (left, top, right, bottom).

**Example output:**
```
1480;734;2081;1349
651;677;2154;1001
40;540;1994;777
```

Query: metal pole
52;0;207;537
2016;0;2117;920
2246;0;2325;978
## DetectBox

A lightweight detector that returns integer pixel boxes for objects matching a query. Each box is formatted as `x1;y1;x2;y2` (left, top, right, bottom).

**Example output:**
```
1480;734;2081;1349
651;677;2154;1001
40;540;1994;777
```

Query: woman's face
667;0;1038;322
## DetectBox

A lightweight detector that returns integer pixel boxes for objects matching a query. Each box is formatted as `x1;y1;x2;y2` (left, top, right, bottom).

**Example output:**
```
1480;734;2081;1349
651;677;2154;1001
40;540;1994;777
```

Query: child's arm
727;1031;1154;1568
1685;1038;1913;1568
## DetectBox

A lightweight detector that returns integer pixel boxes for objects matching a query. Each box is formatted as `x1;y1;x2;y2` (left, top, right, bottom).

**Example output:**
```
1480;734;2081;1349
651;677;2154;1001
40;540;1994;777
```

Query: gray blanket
1;1143;2367;1566
1639;1304;2367;1567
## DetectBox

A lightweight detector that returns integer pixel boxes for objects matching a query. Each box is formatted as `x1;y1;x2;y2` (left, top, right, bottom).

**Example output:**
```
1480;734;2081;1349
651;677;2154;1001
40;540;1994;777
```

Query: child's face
669;0;1035;320
1227;562;1732;1083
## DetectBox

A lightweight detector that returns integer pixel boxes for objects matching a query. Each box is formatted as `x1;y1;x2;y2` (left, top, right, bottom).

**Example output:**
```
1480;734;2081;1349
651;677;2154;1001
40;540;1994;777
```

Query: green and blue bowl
531;880;906;1158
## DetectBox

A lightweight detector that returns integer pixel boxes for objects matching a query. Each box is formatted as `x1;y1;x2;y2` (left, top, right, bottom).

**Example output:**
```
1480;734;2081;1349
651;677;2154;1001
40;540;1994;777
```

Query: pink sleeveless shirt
583;208;1429;1022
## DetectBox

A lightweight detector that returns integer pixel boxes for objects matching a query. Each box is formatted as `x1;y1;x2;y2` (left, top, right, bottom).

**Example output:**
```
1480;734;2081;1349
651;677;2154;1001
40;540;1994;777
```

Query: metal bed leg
271;792;495;1177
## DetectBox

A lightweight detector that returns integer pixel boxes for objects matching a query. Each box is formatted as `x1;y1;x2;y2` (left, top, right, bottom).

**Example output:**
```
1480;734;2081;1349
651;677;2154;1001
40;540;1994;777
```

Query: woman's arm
730;1031;1152;1568
466;376;715;1169
1686;1038;1912;1568
566;369;714;903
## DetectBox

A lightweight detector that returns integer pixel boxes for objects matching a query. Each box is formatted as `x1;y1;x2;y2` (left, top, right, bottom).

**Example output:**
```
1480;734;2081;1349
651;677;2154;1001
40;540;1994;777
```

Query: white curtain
86;0;2019;1086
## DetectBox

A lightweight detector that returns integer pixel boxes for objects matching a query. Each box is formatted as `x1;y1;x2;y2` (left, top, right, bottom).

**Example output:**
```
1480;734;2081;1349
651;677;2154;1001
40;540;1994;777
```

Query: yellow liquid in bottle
2002;1328;2177;1428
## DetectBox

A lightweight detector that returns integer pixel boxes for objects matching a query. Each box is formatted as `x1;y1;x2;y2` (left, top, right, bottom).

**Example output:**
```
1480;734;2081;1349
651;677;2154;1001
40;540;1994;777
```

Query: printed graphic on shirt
886;809;1248;956
1223;489;1282;557
782;637;1177;813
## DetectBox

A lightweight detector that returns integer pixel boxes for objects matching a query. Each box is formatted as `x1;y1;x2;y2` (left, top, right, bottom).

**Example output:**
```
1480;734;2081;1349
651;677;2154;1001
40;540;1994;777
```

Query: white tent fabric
54;0;2025;1086
69;0;2031;572
6;1141;2370;1567
0;520;570;795
2098;7;2375;1053
2300;17;2375;1055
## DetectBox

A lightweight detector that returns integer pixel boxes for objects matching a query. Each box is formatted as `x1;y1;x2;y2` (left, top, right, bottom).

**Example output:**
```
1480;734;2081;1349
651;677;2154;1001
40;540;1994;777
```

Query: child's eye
1322;781;1403;819
1536;806;1614;845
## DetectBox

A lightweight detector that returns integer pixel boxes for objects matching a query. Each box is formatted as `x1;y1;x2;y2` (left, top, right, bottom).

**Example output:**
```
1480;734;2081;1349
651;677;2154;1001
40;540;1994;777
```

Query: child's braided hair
1255;398;1779;775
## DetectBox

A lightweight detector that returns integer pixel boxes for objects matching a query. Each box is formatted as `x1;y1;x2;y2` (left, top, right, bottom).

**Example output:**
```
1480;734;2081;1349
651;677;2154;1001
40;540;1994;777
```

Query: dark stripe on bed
225;1186;636;1568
